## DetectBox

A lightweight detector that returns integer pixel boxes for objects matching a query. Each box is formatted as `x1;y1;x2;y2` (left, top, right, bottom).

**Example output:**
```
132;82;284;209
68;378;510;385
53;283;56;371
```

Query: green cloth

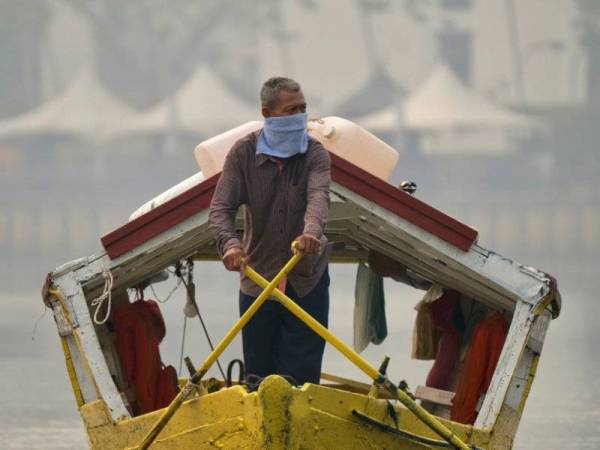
353;262;388;353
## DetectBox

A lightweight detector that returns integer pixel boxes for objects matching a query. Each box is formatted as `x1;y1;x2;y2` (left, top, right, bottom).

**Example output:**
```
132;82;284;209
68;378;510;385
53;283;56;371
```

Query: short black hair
260;76;302;109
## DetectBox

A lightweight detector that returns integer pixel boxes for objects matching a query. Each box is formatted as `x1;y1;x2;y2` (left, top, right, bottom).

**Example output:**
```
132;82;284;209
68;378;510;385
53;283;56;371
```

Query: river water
1;263;598;449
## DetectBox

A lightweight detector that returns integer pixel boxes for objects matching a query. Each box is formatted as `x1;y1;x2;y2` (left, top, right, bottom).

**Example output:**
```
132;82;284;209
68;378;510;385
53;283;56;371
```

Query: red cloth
156;365;180;410
113;299;178;415
451;313;508;424
426;290;461;390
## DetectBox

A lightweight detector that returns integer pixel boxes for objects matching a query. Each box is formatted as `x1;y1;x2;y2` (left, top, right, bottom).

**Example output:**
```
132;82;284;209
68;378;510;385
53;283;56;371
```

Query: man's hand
295;234;321;254
222;246;246;271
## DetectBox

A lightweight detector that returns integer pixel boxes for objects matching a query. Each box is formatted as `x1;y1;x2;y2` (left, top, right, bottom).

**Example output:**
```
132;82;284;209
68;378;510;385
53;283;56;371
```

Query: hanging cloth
353;262;387;353
411;283;444;360
425;289;462;390
113;299;179;415
451;312;509;424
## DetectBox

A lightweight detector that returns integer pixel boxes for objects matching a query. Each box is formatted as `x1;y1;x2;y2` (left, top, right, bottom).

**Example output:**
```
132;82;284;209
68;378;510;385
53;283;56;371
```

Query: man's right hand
222;246;246;271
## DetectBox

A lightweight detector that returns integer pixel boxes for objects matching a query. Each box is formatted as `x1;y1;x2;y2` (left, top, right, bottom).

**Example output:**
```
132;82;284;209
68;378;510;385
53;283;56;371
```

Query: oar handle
243;262;472;450
134;242;303;450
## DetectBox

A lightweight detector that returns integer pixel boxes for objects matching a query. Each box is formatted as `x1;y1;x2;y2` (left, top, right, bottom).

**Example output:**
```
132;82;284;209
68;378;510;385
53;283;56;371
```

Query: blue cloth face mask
256;112;309;158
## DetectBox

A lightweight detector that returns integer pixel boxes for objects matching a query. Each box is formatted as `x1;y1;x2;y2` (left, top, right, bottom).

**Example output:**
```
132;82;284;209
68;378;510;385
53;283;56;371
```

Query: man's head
260;77;307;118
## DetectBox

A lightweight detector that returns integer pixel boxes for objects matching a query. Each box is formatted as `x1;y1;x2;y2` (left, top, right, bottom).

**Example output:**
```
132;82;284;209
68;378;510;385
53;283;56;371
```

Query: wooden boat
42;124;560;449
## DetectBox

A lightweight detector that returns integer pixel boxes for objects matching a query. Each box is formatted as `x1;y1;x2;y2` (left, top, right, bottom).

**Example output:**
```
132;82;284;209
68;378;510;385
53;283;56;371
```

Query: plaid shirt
209;130;331;297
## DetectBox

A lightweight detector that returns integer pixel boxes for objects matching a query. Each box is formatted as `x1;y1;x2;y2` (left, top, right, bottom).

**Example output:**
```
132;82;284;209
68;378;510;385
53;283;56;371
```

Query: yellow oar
134;244;303;450
243;264;471;450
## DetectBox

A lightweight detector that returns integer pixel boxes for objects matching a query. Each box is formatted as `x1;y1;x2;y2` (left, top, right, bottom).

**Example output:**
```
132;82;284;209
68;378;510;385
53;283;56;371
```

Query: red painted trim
101;154;478;259
328;153;478;251
101;174;220;259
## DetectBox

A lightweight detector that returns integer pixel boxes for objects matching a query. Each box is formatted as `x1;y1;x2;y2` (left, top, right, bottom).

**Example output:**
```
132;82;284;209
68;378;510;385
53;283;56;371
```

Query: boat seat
415;385;483;420
414;385;455;419
414;385;455;406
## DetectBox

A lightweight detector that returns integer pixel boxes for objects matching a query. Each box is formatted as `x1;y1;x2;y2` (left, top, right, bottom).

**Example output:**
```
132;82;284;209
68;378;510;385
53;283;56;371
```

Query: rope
178;315;187;377
180;275;227;380
31;307;48;340
91;269;114;325
150;276;182;303
150;260;227;380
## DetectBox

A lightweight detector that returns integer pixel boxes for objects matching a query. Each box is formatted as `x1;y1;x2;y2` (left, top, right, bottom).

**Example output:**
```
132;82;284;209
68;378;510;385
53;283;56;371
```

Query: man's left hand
295;234;321;254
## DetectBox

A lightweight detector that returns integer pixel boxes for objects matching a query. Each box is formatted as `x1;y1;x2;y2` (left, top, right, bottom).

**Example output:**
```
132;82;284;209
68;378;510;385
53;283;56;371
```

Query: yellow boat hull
79;375;495;450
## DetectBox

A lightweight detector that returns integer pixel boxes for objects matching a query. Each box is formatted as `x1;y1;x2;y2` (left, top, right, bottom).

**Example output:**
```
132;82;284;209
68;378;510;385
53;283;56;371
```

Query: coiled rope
91;269;114;325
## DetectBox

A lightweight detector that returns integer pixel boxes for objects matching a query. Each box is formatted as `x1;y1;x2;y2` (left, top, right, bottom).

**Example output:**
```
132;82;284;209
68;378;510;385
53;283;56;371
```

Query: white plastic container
194;121;263;178
129;172;205;221
193;117;399;181
307;117;399;181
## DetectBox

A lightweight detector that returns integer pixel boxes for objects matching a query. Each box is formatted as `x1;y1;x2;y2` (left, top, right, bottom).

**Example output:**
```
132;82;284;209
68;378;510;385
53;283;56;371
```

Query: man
208;76;331;385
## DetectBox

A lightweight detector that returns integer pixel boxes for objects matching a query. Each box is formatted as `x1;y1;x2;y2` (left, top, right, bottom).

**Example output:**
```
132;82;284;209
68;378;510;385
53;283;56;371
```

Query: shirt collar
255;136;312;167
255;153;270;167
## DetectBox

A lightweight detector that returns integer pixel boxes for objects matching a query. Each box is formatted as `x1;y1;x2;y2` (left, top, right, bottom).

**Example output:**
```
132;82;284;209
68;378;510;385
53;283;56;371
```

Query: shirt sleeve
303;145;331;238
208;146;245;257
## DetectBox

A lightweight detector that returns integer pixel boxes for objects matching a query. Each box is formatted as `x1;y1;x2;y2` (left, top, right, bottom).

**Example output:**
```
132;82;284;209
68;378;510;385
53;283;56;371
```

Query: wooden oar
132;243;303;450
244;264;472;450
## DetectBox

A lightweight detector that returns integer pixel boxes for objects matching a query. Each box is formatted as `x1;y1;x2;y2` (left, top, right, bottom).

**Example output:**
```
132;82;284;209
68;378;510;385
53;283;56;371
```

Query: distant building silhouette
436;25;473;86
0;0;49;118
575;0;600;104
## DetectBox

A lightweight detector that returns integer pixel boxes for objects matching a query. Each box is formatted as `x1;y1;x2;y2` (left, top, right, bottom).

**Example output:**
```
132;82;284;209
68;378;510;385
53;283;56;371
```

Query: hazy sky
44;0;579;113
1;2;598;449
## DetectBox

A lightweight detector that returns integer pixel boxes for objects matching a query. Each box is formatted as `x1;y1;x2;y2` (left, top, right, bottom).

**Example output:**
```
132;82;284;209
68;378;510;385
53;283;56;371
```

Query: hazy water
1;263;598;449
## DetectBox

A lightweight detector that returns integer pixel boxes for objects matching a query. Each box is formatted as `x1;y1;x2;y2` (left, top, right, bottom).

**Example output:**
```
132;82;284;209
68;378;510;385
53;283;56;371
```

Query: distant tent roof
0;68;136;141
112;66;260;138
334;68;406;119
404;65;540;130
354;105;401;134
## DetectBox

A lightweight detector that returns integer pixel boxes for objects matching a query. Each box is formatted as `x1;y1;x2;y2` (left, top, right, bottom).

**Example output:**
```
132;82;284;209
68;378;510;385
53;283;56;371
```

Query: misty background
0;0;598;448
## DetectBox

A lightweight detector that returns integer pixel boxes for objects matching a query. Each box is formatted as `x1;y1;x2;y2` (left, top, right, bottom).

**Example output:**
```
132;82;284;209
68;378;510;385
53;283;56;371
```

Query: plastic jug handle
307;118;334;138
323;125;336;138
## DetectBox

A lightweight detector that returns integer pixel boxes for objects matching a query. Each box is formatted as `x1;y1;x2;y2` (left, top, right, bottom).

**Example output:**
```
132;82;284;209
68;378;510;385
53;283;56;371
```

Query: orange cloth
451;313;508;424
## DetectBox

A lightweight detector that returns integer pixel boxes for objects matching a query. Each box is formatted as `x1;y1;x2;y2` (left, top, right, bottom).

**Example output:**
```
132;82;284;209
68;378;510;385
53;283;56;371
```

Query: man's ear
262;106;272;118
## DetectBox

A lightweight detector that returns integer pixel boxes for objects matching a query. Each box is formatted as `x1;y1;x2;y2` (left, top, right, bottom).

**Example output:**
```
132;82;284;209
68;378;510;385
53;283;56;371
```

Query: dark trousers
239;268;330;385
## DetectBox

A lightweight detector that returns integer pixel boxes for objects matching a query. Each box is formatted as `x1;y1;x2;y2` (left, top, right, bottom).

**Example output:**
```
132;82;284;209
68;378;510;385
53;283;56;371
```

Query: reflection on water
1;265;598;449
